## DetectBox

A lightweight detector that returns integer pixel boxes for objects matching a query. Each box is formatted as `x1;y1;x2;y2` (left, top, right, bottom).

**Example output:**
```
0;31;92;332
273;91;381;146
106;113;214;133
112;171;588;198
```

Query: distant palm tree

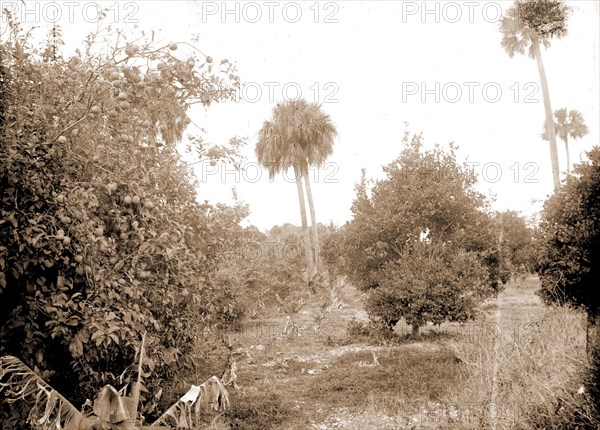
542;108;589;174
256;99;337;279
294;101;337;266
500;0;570;191
256;113;313;276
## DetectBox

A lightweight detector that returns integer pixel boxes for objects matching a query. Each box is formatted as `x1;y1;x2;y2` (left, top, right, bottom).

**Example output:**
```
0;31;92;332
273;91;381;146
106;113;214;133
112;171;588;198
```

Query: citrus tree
0;15;246;426
536;146;600;320
535;146;600;410
495;210;536;279
338;131;497;335
211;223;307;319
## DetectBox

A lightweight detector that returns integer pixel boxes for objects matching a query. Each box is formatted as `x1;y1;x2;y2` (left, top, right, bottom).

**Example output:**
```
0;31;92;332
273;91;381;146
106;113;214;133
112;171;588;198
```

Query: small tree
341;131;497;336
367;241;488;336
495;210;536;279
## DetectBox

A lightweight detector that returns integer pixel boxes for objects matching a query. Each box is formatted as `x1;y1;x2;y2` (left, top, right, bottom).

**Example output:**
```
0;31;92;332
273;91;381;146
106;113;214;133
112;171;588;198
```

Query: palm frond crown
500;0;570;59
255;99;337;178
541;108;589;142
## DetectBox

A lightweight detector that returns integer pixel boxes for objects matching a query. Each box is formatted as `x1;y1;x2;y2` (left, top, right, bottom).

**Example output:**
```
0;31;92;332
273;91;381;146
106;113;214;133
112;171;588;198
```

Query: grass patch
451;280;599;429
203;277;599;428
306;345;465;413
223;387;299;430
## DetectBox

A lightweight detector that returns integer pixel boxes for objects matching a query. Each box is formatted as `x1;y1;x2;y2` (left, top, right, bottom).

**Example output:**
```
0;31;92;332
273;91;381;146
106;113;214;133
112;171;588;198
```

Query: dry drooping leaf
152;376;230;428
0;355;97;430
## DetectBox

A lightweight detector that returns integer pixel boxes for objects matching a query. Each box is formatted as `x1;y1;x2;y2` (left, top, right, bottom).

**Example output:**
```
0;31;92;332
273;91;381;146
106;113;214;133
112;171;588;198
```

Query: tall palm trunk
294;165;313;280
532;34;560;191
564;134;570;174
498;213;504;294
303;174;320;269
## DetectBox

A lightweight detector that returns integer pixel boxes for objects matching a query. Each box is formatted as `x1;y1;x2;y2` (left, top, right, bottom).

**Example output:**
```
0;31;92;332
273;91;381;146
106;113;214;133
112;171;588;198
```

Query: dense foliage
366;241;489;333
536;147;600;320
210;224;307;318
534;146;600;426
0;17;246;425
328;132;499;334
495;210;536;279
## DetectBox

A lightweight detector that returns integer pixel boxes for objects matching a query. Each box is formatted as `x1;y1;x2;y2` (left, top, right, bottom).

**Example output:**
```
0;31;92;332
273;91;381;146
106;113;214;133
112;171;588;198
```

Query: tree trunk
498;213;505;289
303;174;319;269
532;35;560;191
411;324;420;338
564;134;570;174
586;312;600;365
294;165;313;281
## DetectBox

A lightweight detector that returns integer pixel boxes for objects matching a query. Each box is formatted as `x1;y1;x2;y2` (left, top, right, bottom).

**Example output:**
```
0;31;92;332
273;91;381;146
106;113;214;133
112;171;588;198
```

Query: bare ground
216;276;583;429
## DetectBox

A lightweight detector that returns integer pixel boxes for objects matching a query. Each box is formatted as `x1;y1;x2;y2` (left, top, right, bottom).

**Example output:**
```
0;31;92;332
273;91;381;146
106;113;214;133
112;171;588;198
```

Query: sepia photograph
1;1;599;428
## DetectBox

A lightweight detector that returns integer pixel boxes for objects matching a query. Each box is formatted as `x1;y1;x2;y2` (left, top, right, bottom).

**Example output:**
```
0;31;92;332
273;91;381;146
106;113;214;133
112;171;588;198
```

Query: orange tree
495;210;536;278
534;147;600;413
210;223;307;319
536;146;600;321
335;131;498;336
0;16;246;425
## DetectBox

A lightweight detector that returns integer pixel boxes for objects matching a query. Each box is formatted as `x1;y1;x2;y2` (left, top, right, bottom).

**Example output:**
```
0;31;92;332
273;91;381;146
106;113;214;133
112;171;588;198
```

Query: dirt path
489;301;501;430
229;276;548;430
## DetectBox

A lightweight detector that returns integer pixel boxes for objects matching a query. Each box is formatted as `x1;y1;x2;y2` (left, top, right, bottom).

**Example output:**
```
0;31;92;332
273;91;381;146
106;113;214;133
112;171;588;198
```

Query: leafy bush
0;14;246;426
534;146;600;424
346;319;397;344
495;210;536;279
338;131;497;335
367;244;488;334
536;146;600;320
209;224;311;323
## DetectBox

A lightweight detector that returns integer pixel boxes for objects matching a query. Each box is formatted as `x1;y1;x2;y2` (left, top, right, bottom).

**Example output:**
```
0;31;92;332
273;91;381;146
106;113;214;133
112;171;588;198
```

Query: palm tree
542;108;589;174
500;0;570;191
256;112;313;277
295;101;337;266
256;99;337;279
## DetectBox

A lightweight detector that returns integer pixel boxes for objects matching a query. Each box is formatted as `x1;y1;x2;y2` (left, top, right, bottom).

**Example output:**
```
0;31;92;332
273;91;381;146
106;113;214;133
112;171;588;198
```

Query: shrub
0;14;245;426
452;304;599;429
336;131;499;336
346;319;396;344
536;146;600;320
367;243;490;336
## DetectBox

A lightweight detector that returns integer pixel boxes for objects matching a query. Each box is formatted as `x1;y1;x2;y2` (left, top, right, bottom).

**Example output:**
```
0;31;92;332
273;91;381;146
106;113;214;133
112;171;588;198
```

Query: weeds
306;347;465;413
223;388;298;430
200;278;600;429
452;302;599;429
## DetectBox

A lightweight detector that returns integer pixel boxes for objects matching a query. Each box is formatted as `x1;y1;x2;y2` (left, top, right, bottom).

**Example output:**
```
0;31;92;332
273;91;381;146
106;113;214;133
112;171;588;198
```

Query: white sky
3;1;599;231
